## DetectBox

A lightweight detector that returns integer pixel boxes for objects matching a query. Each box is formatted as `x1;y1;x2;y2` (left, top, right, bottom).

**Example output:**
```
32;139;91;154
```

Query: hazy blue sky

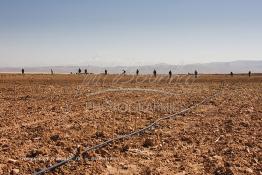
0;0;261;67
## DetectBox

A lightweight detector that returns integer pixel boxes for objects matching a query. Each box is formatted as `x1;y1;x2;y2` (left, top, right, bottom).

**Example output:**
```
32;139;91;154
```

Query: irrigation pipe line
33;87;223;175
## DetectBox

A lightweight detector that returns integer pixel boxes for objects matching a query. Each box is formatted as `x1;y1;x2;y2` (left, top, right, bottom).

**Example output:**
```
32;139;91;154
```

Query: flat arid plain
0;74;261;175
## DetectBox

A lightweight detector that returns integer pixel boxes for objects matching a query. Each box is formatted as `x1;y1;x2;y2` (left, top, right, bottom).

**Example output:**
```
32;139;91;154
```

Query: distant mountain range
0;60;261;74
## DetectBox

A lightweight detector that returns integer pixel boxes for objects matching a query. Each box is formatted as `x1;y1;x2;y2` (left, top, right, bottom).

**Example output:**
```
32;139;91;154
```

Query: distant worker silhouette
136;69;139;76
51;69;54;75
194;70;198;78
105;69;108;75
122;70;126;75
169;70;172;78
78;68;82;74
230;72;233;77
84;69;87;74
22;68;25;75
248;71;251;77
153;69;157;77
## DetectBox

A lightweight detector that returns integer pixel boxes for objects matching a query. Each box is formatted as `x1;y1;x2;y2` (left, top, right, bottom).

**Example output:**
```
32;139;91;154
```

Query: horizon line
1;59;262;68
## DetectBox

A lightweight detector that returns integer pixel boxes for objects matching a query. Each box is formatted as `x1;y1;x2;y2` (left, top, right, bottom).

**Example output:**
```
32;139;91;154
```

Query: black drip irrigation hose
33;87;223;175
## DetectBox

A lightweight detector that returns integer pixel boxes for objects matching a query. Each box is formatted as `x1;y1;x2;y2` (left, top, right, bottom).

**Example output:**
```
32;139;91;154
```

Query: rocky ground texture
0;74;261;175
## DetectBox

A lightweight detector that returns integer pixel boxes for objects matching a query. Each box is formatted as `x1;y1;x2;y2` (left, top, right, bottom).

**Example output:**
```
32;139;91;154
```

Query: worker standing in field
230;72;233;77
169;70;172;78
122;70;126;75
22;68;25;75
85;69;87;74
105;69;108;75
51;69;54;75
248;71;251;77
78;68;82;74
153;69;157;77
136;69;139;76
194;70;198;78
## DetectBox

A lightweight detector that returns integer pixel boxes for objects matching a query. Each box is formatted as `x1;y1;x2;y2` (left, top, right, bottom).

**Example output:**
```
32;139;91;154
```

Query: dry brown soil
0;74;261;175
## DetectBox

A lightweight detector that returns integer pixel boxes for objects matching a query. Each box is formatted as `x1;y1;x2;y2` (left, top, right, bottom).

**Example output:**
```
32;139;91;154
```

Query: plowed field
0;74;261;175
